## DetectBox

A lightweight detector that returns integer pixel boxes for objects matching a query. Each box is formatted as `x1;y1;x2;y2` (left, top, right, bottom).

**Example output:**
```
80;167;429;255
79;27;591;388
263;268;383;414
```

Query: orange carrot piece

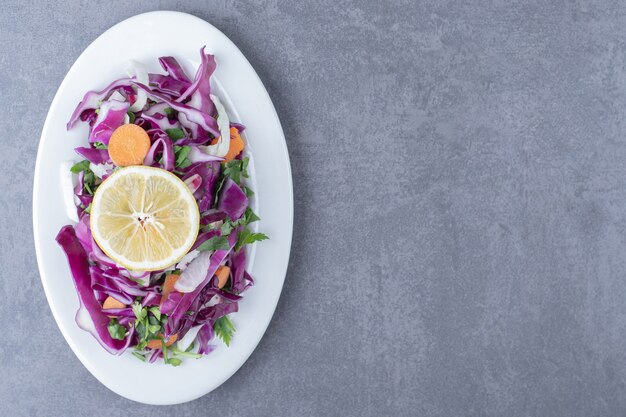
102;296;125;310
146;333;178;349
160;274;180;305
210;127;245;162
108;124;151;167
215;265;231;289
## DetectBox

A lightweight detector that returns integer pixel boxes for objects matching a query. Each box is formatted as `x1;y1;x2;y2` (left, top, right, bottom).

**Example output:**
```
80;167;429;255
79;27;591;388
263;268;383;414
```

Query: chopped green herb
131;301;166;350
83;203;92;214
168;358;182;366
162;340;169;362
235;230;269;251
163;107;175;117
214;316;236;346
83;179;94;195
170;347;202;359
219;209;260;238
220;220;236;235
132;302;146;321
127;110;136;124
244;208;260;224
161;342;183;366
165;128;185;141
93;141;108;149
71;160;99;195
132;351;147;362
149;306;161;321
70;160;91;174
221;157;250;185
107;319;127;340
196;235;230;252
174;145;192;168
243;185;255;197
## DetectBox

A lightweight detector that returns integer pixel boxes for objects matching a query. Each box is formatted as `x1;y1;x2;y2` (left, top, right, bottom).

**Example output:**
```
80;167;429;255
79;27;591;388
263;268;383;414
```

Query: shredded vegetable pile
55;47;267;365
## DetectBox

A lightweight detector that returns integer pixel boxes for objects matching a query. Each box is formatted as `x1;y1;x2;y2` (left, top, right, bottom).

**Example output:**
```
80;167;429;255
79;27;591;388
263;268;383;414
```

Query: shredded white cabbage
108;90;126;102
176;325;203;352
89;162;114;179
126;60;148;112
175;250;201;271
60;161;80;223
199;94;230;157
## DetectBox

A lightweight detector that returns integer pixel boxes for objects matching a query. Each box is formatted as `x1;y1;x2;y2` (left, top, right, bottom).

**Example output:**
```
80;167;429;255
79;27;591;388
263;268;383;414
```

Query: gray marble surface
3;1;626;415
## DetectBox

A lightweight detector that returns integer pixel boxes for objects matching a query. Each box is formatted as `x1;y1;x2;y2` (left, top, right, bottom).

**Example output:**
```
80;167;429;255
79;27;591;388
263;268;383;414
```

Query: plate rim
33;10;293;404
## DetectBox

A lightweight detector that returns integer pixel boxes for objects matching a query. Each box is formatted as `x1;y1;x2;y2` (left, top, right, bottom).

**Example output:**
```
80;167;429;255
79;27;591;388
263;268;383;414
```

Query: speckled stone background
3;1;626;416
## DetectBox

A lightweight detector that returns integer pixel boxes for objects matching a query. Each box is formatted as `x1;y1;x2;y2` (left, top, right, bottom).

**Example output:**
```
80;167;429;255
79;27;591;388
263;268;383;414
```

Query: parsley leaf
71;160;99;195
214;316;236;346
165;128;186;141
107;319;127;340
83;177;94;194
222;157;250;185
149;306;161;321
244;208;260;224
127;110;136;124
242;185;255;197
83;171;97;195
218;209;260;237
132;302;166;350
132;302;146;321
70;160;91;174
174;145;192;168
196;235;230;252
163;107;175;117
93;141;108;149
220;220;236;235
235;230;269;251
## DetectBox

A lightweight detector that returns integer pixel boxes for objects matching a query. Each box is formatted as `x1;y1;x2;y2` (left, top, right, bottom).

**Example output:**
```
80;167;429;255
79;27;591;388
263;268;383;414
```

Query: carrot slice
108;124;151;167
102;296;125;310
210;127;244;162
160;274;180;305
146;333;178;349
215;265;231;289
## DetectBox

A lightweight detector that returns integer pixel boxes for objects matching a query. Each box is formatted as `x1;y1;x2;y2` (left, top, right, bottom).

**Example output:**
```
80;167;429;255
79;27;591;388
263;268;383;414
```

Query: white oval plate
33;11;293;405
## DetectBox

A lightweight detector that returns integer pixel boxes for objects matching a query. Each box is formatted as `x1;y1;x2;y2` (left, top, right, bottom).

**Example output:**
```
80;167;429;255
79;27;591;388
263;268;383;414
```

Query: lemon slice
90;166;200;271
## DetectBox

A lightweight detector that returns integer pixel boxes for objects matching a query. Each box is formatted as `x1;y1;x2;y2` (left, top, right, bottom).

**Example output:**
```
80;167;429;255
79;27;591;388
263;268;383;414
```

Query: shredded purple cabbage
56;226;131;354
57;48;264;365
218;178;249;220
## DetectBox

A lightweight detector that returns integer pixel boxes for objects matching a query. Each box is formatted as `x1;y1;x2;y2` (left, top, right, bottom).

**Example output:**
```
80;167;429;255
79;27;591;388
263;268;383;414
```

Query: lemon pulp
90;166;199;271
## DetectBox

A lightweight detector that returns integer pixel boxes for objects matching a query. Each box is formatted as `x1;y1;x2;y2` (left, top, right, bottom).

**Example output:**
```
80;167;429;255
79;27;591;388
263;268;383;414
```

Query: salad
55;47;267;366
